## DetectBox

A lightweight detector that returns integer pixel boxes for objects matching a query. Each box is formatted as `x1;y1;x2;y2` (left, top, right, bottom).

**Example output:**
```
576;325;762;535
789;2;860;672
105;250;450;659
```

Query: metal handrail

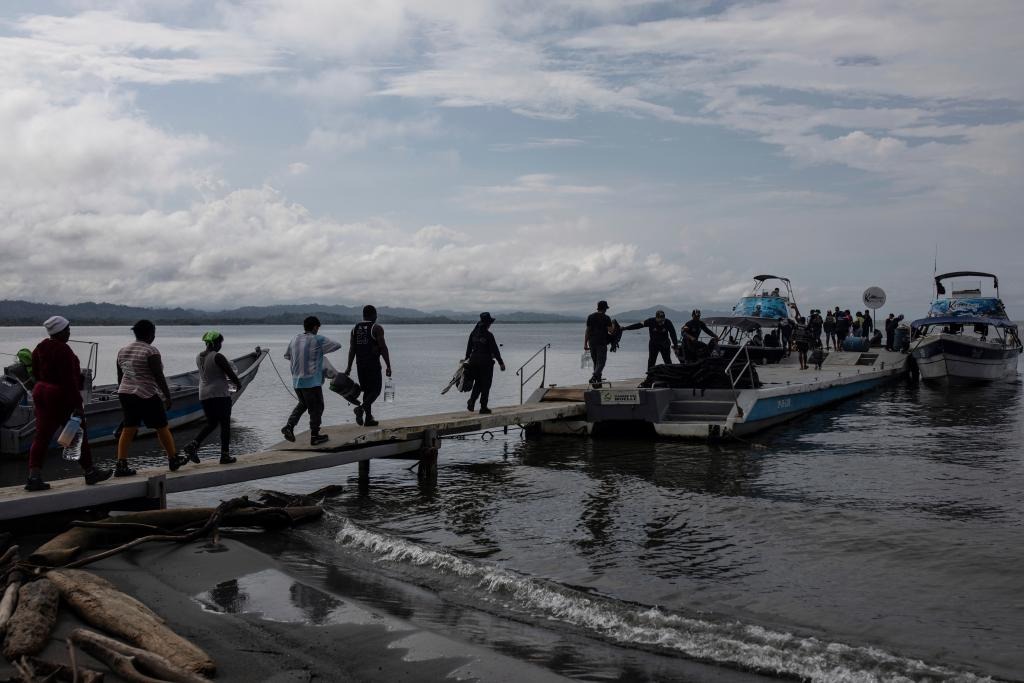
516;343;551;404
723;337;753;418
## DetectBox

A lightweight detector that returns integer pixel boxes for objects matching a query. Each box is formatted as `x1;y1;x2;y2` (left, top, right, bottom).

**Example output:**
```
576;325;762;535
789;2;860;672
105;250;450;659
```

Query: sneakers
479;407;492;415
84;467;113;485
219;454;237;465
25;476;50;492
354;406;364;426
168;454;189;472
310;434;329;446
363;417;378;427
467;400;475;412
115;460;137;477
281;425;296;442
184;441;200;464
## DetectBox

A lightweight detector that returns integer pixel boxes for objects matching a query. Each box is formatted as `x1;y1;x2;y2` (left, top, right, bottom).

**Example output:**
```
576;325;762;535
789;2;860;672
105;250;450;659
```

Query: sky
1;0;1022;315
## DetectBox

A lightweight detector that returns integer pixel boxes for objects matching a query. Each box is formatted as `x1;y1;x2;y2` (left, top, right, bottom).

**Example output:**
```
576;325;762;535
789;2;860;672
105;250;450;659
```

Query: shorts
795;341;809;352
118;393;168;429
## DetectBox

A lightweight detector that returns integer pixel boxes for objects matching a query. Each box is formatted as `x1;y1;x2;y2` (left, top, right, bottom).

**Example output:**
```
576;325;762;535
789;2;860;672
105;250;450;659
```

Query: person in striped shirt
115;319;189;474
281;316;341;446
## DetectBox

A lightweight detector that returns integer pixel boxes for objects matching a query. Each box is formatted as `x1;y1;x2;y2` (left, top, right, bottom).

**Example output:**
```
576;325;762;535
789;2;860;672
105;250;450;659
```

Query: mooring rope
266;352;297;400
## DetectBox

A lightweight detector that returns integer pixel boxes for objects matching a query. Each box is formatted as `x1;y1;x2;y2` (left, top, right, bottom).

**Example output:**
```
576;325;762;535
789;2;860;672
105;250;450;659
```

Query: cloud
456;174;612;213
286;162;309;176
489;137;586;151
306;116;441;153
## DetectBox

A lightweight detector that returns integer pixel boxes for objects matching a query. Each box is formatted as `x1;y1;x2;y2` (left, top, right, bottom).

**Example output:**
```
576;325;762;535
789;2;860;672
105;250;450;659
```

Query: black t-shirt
586;312;612;346
682;319;713;341
641;317;677;346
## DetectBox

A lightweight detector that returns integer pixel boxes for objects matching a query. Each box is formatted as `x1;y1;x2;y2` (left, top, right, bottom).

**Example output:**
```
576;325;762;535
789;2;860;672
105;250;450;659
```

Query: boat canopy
935;271;998;296
927;296;1008;320
753;274;791;284
911;315;1017;331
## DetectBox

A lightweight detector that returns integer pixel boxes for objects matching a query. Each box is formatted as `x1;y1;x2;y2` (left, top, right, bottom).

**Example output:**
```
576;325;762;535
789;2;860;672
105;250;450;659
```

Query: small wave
334;518;989;682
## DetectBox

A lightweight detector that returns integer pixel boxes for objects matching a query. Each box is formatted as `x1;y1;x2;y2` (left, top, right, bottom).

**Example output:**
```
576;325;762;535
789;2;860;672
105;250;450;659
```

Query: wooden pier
0;400;585;522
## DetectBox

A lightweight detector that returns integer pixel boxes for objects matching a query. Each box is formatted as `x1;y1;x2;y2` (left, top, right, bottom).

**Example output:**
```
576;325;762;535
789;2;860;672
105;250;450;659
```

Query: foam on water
334;516;989;682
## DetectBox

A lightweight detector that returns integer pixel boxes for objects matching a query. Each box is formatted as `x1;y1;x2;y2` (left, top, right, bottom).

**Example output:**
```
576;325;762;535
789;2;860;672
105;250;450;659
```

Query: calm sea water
3;324;1022;681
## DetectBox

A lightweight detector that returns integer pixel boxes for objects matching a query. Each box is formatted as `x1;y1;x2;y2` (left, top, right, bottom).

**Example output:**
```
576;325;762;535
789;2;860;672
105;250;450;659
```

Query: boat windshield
733;296;789;319
927;297;1008;320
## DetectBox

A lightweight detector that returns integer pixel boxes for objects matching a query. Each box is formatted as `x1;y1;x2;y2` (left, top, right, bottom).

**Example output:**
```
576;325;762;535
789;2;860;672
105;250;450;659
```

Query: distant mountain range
0;300;583;326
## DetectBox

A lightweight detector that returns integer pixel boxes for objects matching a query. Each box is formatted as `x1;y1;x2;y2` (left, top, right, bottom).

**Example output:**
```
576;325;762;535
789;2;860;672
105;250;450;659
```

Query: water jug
57;415;81;447
383;378;396;402
62;430;83;461
580;352;592;369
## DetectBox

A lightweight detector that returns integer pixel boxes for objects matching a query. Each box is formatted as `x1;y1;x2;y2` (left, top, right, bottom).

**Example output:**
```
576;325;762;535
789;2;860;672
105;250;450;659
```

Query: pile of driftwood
1;487;338;682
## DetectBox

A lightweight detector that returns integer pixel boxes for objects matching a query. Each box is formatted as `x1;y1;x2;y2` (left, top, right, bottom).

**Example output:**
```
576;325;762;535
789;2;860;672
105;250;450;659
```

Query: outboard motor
0;375;27;424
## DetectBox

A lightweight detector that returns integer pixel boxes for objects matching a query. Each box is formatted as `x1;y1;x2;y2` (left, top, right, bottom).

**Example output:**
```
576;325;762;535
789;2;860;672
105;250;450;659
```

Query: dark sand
1;538;567;682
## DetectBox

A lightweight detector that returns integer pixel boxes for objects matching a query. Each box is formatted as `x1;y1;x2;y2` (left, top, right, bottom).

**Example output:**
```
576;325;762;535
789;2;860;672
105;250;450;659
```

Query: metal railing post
516;344;552;404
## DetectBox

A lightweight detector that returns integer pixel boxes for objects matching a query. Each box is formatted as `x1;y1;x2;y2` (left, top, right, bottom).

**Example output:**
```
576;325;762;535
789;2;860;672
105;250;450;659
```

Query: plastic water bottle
62;430;83;462
580;352;592;370
57;415;81;447
383;378;395;402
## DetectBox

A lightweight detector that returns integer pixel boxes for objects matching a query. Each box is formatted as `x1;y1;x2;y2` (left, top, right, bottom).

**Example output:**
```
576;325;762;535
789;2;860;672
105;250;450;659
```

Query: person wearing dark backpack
465;312;505;414
345;305;392;427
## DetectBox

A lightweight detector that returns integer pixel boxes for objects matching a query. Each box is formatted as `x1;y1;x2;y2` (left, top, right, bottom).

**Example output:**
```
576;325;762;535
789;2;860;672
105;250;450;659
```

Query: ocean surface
2;323;1022;681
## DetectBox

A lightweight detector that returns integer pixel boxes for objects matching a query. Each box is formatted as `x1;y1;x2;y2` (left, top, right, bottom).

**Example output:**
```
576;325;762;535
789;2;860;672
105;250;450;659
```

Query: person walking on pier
792;316;813;370
345;305;392;427
24;316;112;491
115;320;188;475
584;300;613;385
681;310;717;362
282;316;340;445
184;331;242;465
835;311;851;349
623;310;679;368
809;309;823;347
465;312;505;414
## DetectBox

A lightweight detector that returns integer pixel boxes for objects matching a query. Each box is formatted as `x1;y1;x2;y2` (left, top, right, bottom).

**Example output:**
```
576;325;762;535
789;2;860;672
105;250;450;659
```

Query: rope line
266;352;297;400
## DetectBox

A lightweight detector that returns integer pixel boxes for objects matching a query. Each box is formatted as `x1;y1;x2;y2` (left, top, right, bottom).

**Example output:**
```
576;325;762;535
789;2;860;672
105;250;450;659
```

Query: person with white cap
24;316;113;491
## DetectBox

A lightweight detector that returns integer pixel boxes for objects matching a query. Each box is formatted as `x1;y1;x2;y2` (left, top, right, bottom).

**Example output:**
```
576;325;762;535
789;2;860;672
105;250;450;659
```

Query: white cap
44;315;70;336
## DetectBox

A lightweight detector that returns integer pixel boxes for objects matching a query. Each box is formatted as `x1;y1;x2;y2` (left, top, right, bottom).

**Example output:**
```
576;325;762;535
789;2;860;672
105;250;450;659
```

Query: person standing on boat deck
823;311;837;350
792;316;813;370
183;331;241;465
835;311;851;349
809;310;823;347
584;301;613;384
115;320;188;476
24;317;113;491
779;317;794;357
861;310;873;339
884;313;900;351
623;310;679;368
465;312;506;414
282;316;340;446
345;305;392;427
681;310;717;362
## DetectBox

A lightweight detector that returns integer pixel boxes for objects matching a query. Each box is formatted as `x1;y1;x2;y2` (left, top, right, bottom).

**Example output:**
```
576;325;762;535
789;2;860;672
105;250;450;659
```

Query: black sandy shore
1;538;568;682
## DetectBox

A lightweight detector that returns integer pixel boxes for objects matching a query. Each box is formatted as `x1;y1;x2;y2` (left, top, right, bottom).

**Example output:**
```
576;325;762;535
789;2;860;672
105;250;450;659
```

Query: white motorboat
910;271;1021;385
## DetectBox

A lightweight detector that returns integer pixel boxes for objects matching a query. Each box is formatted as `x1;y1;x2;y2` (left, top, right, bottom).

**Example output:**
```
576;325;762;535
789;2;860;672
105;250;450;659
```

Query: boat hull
1;347;268;455
911;335;1020;385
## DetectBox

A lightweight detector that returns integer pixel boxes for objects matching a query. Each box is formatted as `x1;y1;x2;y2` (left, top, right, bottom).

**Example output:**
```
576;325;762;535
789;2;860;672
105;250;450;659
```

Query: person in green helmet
183;330;242;465
4;348;35;390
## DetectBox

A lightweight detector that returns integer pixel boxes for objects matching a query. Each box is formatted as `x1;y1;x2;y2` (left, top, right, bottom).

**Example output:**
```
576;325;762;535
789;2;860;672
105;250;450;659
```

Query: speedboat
0;344;269;455
910;271;1022;385
704;274;802;365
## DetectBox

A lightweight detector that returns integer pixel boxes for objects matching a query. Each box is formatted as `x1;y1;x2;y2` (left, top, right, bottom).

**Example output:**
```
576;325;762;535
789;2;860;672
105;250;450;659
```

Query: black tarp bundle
640;357;761;389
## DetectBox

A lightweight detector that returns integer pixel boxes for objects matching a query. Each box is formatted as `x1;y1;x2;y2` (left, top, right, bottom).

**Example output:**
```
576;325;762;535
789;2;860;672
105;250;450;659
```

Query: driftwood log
70;629;207;683
9;655;105;683
47;570;215;677
256;484;344;508
30;505;324;566
2;578;59;659
0;580;19;638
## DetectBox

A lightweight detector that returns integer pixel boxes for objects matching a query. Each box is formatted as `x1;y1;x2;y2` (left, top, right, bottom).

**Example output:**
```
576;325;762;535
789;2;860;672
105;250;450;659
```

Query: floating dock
540;348;909;439
0;401;586;522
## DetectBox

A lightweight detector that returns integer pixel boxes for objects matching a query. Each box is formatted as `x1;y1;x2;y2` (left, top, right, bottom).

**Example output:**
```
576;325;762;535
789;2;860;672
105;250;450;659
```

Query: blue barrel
893;326;909;352
842;336;870;352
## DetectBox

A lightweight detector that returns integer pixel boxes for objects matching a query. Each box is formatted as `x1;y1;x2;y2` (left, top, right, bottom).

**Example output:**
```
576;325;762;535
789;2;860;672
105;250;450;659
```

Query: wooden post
418;429;439;483
358;459;370;492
